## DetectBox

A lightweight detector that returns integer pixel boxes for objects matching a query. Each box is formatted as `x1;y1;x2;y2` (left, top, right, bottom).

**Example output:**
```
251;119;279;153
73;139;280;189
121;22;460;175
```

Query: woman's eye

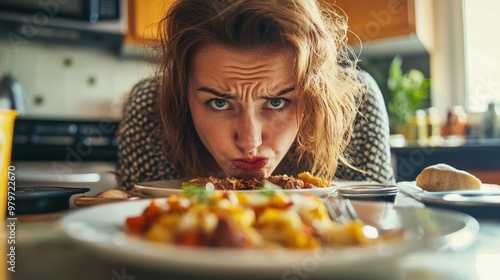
208;99;230;110
266;98;286;109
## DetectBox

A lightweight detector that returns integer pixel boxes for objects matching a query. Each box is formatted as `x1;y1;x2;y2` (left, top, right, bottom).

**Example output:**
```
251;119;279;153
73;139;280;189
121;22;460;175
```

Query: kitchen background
0;39;155;119
2;0;495;123
0;0;433;122
0;0;479;119
0;0;499;193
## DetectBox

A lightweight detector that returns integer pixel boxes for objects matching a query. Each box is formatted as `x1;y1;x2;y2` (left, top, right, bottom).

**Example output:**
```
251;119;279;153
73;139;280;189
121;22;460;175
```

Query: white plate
59;199;479;278
397;181;500;220
397;181;500;199
135;179;336;197
397;181;500;193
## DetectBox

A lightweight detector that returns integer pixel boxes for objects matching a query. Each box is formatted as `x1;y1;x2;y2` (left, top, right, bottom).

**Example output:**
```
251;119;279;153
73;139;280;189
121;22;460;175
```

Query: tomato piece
177;230;204;247
143;201;163;223
125;216;146;233
273;201;294;209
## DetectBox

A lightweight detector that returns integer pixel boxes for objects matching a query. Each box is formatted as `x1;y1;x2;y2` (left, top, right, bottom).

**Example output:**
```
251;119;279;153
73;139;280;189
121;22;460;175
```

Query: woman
117;0;394;190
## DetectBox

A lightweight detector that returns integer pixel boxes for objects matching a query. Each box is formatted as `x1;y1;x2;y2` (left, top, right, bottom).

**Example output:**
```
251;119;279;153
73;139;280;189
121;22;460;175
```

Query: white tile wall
0;39;156;120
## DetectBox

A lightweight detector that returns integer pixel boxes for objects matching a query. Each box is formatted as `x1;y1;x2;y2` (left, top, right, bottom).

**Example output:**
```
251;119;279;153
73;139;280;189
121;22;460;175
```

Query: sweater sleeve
116;79;180;190
335;71;395;184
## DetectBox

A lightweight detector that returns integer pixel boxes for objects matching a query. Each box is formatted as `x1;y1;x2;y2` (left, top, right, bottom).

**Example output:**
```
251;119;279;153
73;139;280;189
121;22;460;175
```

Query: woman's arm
116;79;180;190
335;71;395;184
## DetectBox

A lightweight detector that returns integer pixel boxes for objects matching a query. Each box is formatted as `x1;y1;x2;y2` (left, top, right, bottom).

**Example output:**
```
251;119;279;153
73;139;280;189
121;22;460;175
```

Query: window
464;0;500;112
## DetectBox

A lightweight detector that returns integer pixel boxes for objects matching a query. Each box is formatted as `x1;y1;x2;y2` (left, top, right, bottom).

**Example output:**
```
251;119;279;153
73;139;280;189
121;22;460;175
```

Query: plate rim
418;192;500;207
134;179;337;197
58;198;479;276
397;181;500;207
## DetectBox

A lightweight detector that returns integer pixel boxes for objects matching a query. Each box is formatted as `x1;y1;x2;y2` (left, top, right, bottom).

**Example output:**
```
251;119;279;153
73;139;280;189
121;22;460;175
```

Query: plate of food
135;172;336;198
59;190;479;279
397;163;500;220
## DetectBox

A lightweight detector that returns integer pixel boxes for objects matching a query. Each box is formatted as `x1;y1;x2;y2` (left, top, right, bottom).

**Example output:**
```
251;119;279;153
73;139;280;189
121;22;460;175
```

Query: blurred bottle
426;107;441;145
408;109;427;145
441;105;468;138
482;102;500;139
0;72;25;115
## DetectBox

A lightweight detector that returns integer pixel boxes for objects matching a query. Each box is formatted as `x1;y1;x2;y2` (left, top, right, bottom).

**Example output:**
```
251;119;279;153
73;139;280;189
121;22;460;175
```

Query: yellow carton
0;109;18;220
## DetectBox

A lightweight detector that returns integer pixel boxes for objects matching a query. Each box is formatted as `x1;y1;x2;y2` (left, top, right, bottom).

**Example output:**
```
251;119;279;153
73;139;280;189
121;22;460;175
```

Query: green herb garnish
181;185;211;203
258;189;277;196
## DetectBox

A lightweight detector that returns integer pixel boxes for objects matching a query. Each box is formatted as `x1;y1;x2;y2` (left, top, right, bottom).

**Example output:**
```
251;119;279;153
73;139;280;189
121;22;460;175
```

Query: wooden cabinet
125;0;416;47
324;0;416;45
125;0;174;46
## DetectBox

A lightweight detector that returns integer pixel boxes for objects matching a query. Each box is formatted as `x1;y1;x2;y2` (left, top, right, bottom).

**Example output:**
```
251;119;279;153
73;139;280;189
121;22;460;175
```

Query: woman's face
188;45;300;179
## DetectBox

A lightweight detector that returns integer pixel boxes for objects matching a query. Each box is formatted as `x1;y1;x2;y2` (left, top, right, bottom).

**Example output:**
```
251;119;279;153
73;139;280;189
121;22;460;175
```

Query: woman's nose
235;113;263;154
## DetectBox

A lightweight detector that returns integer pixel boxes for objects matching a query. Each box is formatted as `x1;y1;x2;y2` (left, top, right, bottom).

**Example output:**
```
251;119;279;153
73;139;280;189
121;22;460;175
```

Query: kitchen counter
391;138;500;184
11;118;120;198
12;161;117;198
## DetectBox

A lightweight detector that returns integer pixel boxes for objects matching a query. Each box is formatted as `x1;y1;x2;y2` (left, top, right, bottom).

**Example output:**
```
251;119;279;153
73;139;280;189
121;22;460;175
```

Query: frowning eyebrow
196;86;296;98
196;87;234;99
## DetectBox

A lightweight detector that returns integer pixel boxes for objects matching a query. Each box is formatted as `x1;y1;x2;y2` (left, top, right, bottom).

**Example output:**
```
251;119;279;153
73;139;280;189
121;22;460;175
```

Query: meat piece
188;176;260;190
267;175;313;189
185;174;319;190
209;217;249;247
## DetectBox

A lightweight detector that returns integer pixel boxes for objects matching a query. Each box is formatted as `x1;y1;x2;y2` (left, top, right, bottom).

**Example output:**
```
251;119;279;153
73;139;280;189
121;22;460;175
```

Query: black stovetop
12;118;119;161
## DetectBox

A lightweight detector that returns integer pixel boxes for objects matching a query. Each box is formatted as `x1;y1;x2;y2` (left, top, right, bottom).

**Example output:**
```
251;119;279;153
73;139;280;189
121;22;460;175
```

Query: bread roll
415;163;482;191
96;189;129;199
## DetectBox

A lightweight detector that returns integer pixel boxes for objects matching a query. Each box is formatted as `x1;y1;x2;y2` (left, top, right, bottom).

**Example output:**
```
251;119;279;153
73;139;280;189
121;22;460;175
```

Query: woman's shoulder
348;69;385;110
125;77;159;107
130;77;160;98
121;77;161;121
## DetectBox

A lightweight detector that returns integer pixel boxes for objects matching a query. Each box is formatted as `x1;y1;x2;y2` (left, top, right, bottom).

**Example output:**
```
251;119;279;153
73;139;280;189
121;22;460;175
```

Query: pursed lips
232;157;268;170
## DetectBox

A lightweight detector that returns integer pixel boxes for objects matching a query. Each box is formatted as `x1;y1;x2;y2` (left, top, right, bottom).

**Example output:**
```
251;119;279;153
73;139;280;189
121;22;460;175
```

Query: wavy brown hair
156;0;363;180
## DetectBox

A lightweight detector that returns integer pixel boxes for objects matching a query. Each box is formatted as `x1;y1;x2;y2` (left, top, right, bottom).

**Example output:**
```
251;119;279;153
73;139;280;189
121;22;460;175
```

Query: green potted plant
387;55;430;135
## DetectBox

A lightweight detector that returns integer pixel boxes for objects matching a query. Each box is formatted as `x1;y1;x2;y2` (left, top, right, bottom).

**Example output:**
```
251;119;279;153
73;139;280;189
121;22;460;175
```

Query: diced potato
146;222;175;243
257;209;318;248
199;212;219;235
217;206;256;228
269;193;292;208
296;196;330;226
298;172;330;187
318;222;368;246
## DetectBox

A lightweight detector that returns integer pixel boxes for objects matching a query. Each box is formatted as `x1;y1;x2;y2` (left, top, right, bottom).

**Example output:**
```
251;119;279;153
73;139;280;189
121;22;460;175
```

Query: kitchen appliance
0;0;121;22
15;186;90;214
11;118;120;198
0;0;126;51
0;72;25;115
